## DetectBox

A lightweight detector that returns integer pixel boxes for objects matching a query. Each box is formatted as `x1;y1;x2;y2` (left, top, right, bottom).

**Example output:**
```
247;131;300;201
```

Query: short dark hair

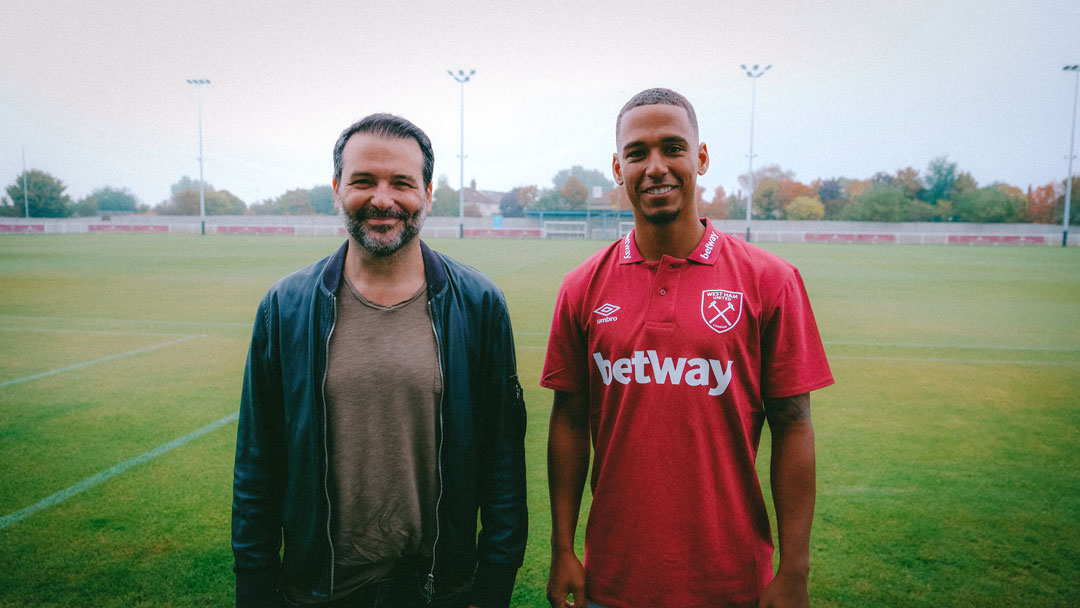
333;113;434;188
615;88;699;140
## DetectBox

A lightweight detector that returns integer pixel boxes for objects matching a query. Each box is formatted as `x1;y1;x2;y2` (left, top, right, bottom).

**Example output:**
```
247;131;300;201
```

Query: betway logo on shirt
593;350;733;396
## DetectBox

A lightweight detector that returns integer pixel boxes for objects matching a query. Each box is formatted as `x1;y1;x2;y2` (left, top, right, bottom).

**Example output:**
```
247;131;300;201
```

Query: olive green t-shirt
293;275;441;602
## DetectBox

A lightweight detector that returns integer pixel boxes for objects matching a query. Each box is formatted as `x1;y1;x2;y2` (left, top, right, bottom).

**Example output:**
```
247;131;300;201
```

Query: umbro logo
594;303;620;324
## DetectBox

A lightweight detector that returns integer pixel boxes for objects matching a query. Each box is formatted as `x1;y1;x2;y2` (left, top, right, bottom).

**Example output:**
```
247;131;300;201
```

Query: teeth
645;186;675;195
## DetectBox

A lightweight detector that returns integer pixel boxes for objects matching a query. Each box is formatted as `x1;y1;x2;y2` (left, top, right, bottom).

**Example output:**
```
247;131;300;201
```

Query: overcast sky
2;0;1079;207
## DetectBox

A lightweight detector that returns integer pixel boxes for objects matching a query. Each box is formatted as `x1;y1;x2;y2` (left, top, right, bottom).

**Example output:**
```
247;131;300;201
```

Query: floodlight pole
22;146;29;218
740;64;770;242
448;69;475;238
1063;65;1079;247
187;79;211;235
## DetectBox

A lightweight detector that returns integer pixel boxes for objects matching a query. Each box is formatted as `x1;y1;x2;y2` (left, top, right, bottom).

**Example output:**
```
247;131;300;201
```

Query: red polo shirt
542;219;833;607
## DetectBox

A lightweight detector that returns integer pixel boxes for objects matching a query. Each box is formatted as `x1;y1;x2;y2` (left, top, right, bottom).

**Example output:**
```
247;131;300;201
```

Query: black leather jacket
232;241;527;607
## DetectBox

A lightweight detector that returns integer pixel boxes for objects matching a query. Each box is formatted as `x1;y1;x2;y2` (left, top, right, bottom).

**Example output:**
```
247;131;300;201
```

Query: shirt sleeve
540;278;587;393
759;268;834;399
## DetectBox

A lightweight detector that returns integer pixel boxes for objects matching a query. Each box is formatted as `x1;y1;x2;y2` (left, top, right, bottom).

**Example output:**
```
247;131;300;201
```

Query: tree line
690;157;1078;225
3;157;1079;225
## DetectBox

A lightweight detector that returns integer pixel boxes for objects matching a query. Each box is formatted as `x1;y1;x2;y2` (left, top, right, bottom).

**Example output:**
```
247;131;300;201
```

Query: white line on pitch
0;327;192;338
824;340;1080;352
0;314;250;328
829;355;1080;366
0;412;239;531
0;335;201;388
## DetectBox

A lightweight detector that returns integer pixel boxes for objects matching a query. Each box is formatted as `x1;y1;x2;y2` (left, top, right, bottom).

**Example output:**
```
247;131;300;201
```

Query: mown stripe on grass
824;340;1080;352
829;355;1080;366
0;411;240;531
0;314;251;328
0;335;201;388
0;327;192;337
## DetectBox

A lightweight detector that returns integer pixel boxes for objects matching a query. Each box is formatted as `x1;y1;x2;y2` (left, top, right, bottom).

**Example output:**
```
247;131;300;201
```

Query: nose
369;182;395;209
644;149;666;179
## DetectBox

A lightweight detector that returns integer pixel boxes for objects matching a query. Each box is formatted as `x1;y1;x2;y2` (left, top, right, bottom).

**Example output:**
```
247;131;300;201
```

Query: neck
633;213;705;261
342;238;426;306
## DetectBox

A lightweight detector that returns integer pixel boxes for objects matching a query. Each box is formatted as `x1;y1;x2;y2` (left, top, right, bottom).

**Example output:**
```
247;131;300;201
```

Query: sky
2;0;1079;208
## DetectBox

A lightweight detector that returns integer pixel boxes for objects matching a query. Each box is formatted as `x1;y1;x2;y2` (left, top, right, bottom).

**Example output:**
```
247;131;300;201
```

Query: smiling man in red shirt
543;88;833;608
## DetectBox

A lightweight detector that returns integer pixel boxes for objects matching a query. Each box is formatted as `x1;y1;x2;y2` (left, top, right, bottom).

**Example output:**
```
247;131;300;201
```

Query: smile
642;185;676;195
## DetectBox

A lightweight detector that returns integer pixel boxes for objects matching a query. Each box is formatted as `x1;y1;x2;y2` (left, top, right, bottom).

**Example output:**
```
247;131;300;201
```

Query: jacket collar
319;239;447;297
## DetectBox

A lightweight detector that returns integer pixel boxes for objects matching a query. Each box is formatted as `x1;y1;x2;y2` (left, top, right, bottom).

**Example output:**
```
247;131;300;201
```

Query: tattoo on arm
764;393;812;428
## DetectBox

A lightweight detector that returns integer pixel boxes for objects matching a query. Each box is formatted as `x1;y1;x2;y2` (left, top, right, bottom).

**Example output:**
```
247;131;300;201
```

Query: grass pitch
0;234;1078;607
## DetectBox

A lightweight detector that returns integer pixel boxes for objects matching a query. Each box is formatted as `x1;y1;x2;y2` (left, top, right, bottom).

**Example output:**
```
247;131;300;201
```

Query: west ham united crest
701;290;743;334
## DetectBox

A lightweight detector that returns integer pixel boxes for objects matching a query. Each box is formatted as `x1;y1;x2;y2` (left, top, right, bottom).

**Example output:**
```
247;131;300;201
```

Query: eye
664;144;685;154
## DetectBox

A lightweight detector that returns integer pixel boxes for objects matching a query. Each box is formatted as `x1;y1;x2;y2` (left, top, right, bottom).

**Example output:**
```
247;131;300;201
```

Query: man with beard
543;89;833;608
233;113;527;608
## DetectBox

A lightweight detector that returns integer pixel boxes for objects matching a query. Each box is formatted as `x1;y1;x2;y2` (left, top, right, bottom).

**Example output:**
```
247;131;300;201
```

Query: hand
546;549;586;608
758;569;809;608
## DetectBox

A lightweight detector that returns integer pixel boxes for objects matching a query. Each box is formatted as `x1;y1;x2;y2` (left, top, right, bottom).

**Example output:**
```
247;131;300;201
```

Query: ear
424;182;433;213
612;152;624;185
332;178;342;211
697;142;710;176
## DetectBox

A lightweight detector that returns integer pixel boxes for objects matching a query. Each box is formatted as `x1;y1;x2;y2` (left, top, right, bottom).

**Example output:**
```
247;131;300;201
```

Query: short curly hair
615;88;699;140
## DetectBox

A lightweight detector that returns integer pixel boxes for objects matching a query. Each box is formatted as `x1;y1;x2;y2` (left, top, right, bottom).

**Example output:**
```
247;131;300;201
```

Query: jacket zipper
424;299;446;604
321;292;338;596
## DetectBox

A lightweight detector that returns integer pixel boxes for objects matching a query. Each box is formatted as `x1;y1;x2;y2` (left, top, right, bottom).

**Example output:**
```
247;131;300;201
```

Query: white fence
1;217;1077;246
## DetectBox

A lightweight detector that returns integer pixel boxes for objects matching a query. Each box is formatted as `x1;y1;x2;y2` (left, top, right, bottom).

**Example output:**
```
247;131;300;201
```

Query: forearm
547;391;590;553
765;394;816;577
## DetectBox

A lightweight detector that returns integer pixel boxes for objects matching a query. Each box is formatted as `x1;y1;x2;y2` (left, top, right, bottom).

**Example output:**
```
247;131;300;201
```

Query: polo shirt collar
619;219;723;266
687;219;723;266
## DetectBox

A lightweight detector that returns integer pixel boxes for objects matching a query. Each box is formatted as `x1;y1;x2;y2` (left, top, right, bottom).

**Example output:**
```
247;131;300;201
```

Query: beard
641;207;681;225
342;202;427;257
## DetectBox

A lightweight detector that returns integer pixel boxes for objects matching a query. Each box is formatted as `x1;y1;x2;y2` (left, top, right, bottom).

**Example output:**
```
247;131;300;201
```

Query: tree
552;165;614;194
752;179;783;219
737;164;794;194
784;196;825;220
516;185;539;209
922;156;957;203
270;189;315;215
171;176;208;197
725;193;746;220
207;189;246;215
776;179;816;211
310;186;335;215
156;177;246;215
814;178;849;219
951;171;978;200
844;178;872;200
499;188;525;217
76;186;139;216
559;177;589;210
1027;183;1057;224
5;170;73;217
952;185;1025;223
431;175;458;216
870;171;894;185
1054;176;1080;225
74;196;99;217
700;186;728;219
894;167;923;199
841;182;907;222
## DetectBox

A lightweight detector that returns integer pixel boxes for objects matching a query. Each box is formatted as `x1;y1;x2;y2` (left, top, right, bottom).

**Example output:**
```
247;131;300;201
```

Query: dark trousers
282;571;468;608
